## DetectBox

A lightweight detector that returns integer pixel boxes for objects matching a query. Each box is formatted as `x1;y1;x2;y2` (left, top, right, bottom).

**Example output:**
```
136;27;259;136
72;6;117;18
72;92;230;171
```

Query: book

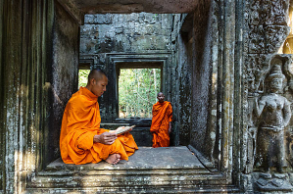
109;125;136;135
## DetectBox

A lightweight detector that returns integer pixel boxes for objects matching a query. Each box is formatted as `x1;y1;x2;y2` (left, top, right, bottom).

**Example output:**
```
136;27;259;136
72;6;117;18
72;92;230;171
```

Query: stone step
25;147;240;193
25;186;241;194
36;168;214;176
28;172;226;188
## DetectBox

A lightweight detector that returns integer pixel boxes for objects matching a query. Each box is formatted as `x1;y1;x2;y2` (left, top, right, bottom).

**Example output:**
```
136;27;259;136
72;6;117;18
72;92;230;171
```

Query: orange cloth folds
60;87;138;165
150;101;173;148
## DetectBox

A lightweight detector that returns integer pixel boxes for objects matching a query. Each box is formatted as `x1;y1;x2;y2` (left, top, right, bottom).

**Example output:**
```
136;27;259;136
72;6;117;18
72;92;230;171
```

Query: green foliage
119;68;161;118
78;69;90;88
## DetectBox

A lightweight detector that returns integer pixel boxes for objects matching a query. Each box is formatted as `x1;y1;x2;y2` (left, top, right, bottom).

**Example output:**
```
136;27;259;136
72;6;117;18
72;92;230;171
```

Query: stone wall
190;0;213;157
173;0;224;169
0;0;79;193
80;13;174;55
173;1;238;182
172;14;193;146
171;0;220;163
45;1;79;168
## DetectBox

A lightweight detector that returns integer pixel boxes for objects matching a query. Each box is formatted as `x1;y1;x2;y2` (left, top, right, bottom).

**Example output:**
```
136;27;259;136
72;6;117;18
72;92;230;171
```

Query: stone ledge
37;168;213;176
28;177;228;188
26;147;237;192
25;185;240;194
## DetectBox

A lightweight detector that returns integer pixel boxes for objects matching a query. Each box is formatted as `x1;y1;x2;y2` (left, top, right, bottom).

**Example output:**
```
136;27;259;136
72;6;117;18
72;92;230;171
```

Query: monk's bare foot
105;154;121;165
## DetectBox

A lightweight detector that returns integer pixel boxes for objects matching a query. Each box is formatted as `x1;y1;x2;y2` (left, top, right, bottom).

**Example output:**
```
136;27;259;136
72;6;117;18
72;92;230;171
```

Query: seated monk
150;92;173;148
60;69;138;165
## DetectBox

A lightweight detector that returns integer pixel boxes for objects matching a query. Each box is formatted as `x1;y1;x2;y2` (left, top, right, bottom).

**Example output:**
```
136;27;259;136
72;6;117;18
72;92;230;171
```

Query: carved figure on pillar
262;0;289;26
254;58;291;173
249;0;261;36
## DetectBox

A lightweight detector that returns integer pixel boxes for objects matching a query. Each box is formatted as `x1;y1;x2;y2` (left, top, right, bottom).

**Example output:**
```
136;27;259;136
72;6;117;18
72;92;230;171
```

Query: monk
60;69;138;165
150;92;173;148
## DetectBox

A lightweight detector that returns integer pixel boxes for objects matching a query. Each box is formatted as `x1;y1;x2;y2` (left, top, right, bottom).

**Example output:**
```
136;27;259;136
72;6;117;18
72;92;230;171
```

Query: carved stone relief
245;55;269;94
261;0;289;26
245;55;293;192
254;59;290;173
265;26;290;53
247;0;290;54
243;0;293;191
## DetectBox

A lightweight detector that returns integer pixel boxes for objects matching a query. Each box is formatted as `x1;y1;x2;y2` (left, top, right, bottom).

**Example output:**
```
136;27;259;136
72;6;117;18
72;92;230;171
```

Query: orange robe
60;87;138;165
150;101;173;148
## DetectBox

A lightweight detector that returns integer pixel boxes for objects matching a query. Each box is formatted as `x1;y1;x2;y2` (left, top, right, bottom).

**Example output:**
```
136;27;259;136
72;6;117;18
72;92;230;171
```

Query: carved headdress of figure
264;58;286;93
266;64;285;82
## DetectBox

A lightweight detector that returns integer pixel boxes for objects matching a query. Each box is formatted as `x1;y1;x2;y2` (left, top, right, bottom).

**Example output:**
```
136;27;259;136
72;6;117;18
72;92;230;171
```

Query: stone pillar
2;0;27;192
0;0;4;192
0;0;79;193
242;0;293;192
221;0;236;180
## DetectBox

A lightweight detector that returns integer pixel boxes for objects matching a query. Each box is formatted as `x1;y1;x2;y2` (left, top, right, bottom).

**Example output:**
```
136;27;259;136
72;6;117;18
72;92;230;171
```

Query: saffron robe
150;101;173;148
60;87;138;165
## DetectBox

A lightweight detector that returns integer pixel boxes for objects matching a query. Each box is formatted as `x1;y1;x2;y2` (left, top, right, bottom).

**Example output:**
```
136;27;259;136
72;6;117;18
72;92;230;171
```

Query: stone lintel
65;0;197;14
56;0;84;25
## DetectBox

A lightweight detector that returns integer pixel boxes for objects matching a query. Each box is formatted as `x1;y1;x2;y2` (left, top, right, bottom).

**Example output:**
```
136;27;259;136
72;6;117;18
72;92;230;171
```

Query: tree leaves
119;68;161;118
78;69;90;88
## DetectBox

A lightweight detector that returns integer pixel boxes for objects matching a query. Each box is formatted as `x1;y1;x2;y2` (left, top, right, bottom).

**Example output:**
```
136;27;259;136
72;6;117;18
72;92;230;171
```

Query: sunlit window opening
118;68;161;118
78;69;90;88
282;5;293;54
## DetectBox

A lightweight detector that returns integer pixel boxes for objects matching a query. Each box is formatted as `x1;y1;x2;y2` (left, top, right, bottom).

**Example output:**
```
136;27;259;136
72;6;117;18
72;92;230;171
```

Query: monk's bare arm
94;132;117;145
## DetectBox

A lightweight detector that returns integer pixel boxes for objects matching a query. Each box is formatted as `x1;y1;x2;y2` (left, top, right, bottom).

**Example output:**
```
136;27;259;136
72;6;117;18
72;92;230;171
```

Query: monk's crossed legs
99;139;128;165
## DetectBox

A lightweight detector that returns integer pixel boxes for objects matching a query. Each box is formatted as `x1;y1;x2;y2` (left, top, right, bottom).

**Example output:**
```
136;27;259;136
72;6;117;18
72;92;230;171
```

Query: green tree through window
119;68;161;118
78;69;90;88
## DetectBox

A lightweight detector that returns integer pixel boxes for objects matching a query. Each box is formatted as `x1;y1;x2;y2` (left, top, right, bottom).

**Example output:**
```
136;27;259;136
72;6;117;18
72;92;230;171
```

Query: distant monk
150;92;173;148
60;69;138;165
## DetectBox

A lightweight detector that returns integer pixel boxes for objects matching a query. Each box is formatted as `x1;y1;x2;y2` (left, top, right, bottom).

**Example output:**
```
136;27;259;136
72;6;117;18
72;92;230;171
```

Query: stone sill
115;118;152;127
25;147;240;193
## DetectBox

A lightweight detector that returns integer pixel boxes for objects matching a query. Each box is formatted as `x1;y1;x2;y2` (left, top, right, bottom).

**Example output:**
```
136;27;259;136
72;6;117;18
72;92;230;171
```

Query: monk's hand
94;132;117;145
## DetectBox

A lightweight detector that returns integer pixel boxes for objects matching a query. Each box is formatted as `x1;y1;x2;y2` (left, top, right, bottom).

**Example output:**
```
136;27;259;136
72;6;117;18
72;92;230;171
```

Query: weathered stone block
84;14;113;24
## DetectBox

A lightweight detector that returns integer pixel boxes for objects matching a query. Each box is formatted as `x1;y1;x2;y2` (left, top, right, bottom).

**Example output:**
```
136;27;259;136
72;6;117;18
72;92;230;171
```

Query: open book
109;125;136;135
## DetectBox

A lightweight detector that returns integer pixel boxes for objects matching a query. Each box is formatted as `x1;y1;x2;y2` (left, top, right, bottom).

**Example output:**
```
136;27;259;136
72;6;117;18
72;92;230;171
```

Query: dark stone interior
45;1;80;167
45;11;214;157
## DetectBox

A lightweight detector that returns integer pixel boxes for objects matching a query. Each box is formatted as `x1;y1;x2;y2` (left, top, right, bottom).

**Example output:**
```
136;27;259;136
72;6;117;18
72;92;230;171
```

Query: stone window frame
103;52;173;124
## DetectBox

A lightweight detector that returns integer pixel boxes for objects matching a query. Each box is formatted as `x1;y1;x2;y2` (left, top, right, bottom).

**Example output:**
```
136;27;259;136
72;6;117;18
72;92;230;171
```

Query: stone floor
46;146;204;170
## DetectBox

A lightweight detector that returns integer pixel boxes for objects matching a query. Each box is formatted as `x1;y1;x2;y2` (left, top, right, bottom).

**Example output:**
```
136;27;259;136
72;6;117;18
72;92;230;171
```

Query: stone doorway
1;0;240;193
35;6;236;193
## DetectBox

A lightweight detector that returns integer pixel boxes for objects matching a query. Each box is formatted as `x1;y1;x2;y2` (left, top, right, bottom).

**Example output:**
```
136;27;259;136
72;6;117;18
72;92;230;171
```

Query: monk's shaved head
86;68;108;97
157;92;164;97
87;69;107;84
157;92;165;103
